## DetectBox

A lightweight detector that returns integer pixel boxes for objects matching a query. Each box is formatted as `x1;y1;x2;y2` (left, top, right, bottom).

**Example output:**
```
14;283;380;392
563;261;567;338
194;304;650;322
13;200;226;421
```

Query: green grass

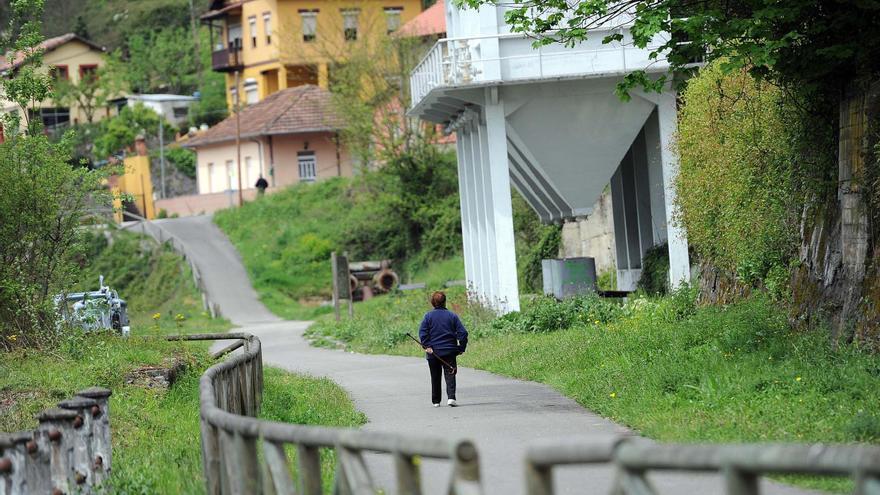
1;229;367;493
307;290;880;492
214;179;358;320
403;255;465;288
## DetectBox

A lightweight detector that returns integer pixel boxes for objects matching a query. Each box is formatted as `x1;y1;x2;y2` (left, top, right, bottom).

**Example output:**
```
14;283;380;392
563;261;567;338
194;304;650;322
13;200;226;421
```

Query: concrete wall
195;141;263;194
271;131;351;184
560;188;616;275
154;188;275;217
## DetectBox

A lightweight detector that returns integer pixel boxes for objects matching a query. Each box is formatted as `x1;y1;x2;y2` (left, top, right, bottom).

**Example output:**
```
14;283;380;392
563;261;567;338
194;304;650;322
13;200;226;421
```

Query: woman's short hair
431;291;446;309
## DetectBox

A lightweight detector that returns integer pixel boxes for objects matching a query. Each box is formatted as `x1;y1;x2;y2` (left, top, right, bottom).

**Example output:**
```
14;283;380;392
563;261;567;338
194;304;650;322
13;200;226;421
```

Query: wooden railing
0;387;112;494
170;333;482;495
525;437;880;495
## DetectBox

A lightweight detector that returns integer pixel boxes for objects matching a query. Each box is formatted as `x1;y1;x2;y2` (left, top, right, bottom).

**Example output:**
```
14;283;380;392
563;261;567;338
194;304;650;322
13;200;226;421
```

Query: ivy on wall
675;61;803;294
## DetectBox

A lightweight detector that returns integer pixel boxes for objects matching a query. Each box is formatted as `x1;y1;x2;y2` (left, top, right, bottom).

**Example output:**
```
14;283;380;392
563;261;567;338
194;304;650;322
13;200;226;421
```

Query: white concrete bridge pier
410;2;690;312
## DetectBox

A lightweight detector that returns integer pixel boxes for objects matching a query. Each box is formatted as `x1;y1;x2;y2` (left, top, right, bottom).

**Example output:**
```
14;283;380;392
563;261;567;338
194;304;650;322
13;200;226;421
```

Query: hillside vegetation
215;149;558;320
1;229;364;493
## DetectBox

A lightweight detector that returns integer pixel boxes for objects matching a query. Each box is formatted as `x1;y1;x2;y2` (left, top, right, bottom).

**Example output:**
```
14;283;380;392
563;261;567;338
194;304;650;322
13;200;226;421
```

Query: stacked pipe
348;260;399;301
0;387;111;495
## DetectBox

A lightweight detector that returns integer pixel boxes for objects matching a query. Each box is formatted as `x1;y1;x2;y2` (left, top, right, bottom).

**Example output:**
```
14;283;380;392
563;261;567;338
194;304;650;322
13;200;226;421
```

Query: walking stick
406;333;457;375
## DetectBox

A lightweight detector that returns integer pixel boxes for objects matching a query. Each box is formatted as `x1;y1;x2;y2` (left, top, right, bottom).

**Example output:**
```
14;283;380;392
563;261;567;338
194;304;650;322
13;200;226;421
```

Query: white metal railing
410;30;669;107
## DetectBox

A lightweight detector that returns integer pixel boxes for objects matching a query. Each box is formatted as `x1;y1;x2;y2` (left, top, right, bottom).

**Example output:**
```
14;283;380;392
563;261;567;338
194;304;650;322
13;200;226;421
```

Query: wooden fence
0;387;112;495
525;437;880;495
172;333;481;495
175;333;880;495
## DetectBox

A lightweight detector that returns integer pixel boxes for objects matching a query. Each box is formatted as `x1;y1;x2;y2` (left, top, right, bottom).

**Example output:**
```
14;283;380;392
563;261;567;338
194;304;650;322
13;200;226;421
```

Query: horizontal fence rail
169;333;482;495
525;438;880;495
0;387;112;495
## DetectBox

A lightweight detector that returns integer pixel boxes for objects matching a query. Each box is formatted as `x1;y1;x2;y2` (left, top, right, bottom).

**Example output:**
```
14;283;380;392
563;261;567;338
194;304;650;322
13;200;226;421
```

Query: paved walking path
157;215;817;495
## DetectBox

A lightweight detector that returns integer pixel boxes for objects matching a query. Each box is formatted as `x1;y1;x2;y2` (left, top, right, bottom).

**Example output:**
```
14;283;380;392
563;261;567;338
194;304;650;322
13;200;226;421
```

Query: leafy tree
93;103;173;159
190;28;228;127
53;64;121;123
164;146;196;178
0;0;111;349
455;0;880;97
111;27;200;94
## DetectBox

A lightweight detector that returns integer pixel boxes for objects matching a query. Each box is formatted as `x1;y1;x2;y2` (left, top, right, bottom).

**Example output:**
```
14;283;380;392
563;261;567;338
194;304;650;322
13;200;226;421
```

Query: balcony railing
211;44;243;72
410;31;670;108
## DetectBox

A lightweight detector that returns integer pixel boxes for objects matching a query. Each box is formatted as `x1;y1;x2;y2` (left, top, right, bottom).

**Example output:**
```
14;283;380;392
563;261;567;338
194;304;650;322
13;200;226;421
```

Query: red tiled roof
397;0;446;37
0;33;105;72
184;85;344;148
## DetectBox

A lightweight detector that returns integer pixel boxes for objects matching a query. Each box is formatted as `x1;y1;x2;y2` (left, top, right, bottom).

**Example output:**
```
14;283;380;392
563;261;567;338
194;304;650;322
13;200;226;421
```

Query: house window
51;65;69;80
172;106;189;119
342;9;359;41
249;16;257;48
227;23;242;50
79;64;98;81
230;86;239;105
244;78;259;105
384;8;402;34
225;160;235;190
31;107;71;131
263;12;272;45
245;156;255;186
298;151;316;182
301;11;317;42
207;163;214;192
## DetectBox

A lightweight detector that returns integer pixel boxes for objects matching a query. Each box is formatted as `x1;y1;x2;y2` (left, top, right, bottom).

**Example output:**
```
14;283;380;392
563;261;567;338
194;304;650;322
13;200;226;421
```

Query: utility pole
235;69;243;206
189;0;203;87
159;118;166;199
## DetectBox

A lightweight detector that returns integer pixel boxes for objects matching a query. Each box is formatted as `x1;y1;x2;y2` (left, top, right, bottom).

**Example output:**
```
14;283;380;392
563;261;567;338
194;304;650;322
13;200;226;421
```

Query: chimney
134;134;148;156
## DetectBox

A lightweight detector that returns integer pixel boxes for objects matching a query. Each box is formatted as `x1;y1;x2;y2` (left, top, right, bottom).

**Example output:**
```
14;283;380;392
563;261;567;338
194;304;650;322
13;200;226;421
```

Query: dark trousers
428;354;456;404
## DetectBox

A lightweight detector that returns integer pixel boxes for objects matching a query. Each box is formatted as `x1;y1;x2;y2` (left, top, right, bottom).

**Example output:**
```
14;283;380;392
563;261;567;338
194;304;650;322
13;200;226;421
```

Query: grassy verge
1;230;366;493
307;289;880;492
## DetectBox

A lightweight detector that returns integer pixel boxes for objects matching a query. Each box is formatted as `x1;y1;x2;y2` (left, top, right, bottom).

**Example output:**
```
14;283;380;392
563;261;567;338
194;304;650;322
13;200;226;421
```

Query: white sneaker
433;403;440;408
447;399;457;407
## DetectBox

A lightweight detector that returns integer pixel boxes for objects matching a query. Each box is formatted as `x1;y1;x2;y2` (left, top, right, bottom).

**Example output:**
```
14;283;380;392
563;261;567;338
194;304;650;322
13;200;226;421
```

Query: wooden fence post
449;440;482;495
58;396;99;489
76;386;112;483
37;408;78;494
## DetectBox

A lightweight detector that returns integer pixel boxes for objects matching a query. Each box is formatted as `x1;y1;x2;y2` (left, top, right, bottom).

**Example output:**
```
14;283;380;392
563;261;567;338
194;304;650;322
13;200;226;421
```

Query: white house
119;94;199;127
408;4;690;313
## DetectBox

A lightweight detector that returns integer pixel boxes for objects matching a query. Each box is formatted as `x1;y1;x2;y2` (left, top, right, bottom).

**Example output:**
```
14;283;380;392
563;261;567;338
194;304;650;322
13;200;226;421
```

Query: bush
0;133;109;349
676;61;800;286
490;294;626;335
637;243;669;295
164;147;196;179
513;191;562;293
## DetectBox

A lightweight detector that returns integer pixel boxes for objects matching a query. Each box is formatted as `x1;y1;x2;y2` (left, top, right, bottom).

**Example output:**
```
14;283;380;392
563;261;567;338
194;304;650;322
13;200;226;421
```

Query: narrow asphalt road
157;215;818;495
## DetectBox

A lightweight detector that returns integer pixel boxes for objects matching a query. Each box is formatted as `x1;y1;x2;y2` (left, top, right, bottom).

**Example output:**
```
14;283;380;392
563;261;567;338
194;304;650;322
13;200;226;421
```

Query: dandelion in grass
609;392;616;398
152;313;161;320
7;334;16;342
796;376;802;382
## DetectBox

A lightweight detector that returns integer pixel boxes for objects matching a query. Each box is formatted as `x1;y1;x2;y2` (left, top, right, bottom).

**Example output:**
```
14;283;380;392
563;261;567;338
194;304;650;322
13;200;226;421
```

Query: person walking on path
255;176;269;196
418;291;468;407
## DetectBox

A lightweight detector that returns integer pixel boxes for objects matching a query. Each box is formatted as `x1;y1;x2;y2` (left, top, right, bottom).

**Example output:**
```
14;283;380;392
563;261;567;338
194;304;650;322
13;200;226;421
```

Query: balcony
409;28;671;120
212;44;244;72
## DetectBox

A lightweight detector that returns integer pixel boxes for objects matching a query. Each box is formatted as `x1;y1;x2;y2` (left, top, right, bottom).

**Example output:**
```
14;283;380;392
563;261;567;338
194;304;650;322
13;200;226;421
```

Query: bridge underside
430;77;690;311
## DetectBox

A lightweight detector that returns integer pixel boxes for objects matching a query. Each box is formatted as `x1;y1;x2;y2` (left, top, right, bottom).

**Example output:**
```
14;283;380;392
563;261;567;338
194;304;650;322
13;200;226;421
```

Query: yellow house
202;0;424;109
0;33;115;136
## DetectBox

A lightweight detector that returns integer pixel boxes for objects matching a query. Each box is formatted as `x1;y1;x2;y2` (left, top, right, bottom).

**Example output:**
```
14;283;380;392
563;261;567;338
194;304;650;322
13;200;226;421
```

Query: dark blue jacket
418;308;468;357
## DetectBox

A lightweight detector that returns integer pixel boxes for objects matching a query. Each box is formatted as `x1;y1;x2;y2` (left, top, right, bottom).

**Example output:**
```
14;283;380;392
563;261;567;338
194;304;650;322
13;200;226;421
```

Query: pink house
183;85;351;196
